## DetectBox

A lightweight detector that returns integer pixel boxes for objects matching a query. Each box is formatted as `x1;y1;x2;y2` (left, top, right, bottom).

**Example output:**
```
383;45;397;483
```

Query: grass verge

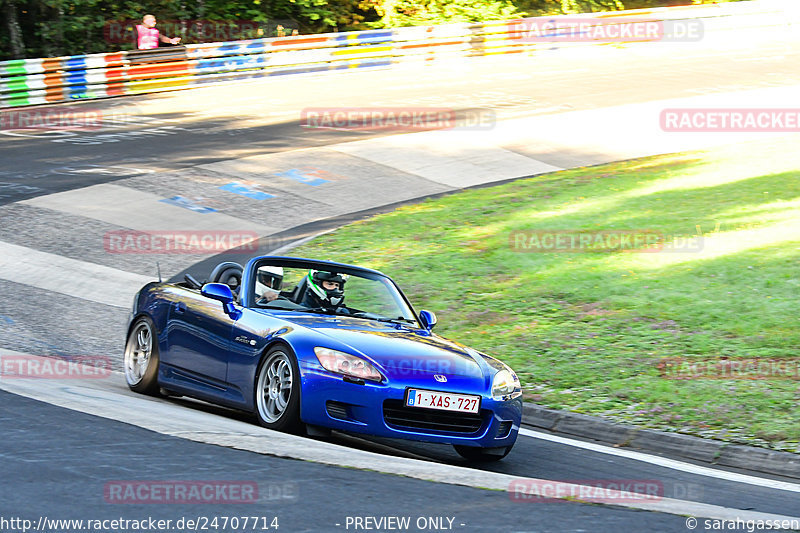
294;136;800;452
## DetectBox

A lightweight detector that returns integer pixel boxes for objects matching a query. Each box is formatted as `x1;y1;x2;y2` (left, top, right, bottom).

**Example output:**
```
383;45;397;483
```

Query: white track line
0;240;152;308
520;428;800;494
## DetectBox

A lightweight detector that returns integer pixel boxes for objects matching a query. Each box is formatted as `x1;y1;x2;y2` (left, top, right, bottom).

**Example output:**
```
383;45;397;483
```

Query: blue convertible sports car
124;256;522;460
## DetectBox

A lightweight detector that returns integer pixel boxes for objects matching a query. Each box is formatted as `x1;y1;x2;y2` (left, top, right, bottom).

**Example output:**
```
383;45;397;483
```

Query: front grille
326;401;349;420
383;400;484;434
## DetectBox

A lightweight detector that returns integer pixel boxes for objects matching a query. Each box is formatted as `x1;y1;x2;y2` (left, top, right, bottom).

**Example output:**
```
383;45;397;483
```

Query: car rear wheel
453;444;512;462
255;346;302;433
124;317;160;395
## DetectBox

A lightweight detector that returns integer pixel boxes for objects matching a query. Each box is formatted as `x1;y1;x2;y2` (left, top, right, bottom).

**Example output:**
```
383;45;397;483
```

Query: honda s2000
124;256;523;460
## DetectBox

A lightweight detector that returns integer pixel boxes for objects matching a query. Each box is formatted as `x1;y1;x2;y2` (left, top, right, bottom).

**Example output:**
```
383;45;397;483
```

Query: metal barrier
0;1;791;109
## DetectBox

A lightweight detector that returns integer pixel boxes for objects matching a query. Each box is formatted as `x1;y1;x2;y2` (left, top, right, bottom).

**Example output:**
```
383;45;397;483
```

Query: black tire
254;346;303;433
123;316;161;395
454;444;512;462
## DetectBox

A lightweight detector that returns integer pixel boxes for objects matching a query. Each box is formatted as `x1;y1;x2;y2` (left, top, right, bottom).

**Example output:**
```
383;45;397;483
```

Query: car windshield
250;261;419;326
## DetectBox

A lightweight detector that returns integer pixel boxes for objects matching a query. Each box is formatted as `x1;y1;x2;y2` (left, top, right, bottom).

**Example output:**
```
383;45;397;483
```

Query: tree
1;0;26;58
371;0;521;26
0;0;748;60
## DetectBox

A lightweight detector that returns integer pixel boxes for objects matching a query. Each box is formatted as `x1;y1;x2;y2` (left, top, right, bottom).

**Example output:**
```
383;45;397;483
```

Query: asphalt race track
1;24;800;533
2;389;693;532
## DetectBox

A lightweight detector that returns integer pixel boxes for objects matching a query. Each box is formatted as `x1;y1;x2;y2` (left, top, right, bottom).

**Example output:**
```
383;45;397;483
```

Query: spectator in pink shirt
136;14;181;50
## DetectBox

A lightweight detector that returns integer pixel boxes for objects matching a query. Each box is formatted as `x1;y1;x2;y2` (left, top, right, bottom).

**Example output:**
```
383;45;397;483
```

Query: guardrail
0;1;793;109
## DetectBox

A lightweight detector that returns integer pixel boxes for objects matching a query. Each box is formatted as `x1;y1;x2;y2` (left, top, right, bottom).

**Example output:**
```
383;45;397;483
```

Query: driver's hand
258;292;278;304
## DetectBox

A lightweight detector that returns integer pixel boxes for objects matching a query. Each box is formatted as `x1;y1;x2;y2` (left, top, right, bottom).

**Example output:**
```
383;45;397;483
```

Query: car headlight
314;347;383;382
492;368;521;399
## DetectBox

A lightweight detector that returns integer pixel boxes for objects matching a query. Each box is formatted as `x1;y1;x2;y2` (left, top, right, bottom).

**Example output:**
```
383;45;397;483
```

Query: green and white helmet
306;270;347;307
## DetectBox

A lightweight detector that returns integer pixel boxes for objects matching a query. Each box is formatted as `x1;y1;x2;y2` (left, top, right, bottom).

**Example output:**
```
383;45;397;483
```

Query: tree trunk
2;0;26;59
56;4;64;56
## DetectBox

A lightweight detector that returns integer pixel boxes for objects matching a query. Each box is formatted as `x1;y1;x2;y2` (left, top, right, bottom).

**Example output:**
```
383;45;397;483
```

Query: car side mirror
202;283;237;316
418;310;437;331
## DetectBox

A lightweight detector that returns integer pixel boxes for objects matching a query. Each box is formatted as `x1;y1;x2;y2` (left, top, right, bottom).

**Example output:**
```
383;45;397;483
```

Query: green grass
294;137;800;452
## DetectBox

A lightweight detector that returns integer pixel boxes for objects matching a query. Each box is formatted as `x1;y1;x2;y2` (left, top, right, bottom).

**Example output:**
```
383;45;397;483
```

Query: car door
226;308;280;397
166;288;234;384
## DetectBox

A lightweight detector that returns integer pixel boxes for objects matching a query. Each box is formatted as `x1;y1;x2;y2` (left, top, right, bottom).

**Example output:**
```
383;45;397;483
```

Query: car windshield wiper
301;308;418;327
358;315;418;327
261;301;303;310
302;307;348;316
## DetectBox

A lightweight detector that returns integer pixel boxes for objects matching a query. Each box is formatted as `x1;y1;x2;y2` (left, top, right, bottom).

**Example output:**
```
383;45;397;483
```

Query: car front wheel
255;346;302;433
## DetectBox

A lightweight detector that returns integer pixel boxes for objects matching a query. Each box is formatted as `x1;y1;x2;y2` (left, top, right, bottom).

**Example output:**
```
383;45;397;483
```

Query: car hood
275;314;486;378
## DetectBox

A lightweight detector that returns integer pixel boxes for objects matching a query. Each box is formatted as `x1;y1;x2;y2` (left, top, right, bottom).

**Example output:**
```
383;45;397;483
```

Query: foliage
370;0;521;28
0;0;745;60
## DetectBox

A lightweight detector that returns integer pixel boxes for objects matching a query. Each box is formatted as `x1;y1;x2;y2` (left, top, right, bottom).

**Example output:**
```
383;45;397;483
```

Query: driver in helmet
301;270;346;309
255;265;284;304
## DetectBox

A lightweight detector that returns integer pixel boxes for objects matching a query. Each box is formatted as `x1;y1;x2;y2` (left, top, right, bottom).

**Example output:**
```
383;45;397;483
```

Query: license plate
406;389;480;414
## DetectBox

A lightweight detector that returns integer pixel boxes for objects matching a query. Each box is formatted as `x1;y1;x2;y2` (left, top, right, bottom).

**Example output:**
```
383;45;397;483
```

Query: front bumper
299;365;522;448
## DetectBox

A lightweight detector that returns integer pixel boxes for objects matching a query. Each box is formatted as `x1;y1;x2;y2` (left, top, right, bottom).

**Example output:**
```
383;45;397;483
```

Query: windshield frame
241;256;421;327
